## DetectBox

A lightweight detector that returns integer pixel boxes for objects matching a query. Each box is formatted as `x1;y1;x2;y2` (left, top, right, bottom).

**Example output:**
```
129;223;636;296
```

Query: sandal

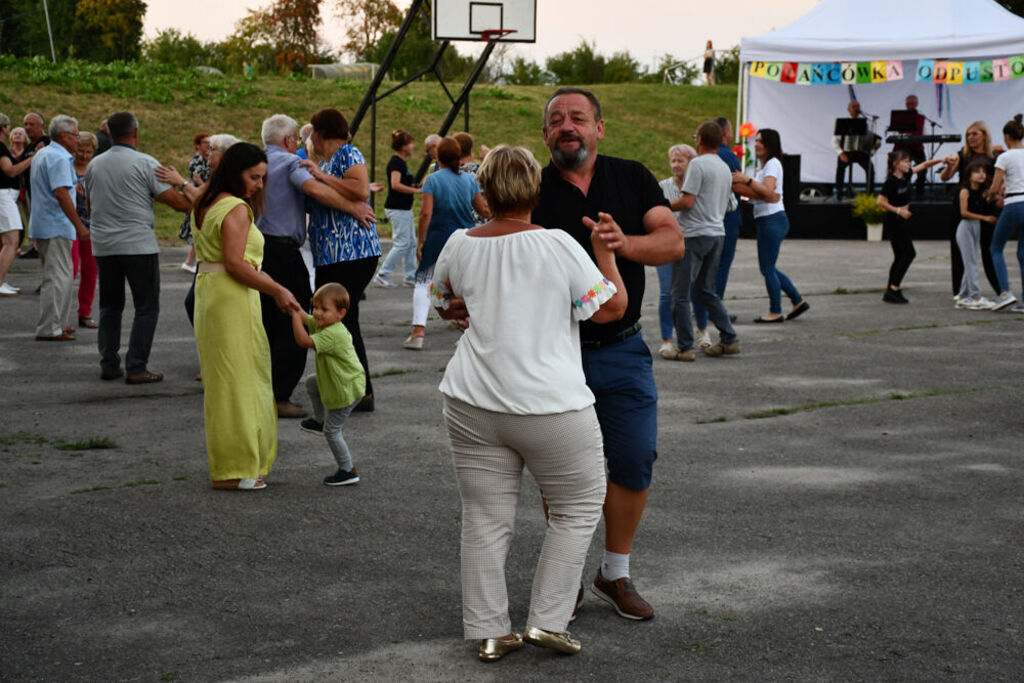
211;477;266;490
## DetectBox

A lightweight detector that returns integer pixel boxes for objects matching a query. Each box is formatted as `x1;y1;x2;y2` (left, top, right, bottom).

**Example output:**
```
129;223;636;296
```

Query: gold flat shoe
523;625;581;654
478;632;523;662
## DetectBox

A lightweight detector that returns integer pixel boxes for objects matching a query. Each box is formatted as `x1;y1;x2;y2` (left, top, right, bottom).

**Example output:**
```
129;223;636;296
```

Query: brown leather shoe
100;367;124;381
276;400;307;418
125;370;164;385
591;569;654;621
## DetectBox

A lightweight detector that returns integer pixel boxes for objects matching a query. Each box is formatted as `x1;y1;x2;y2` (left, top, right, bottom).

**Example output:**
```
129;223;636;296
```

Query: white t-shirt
431;228;616;415
995;148;1024;206
752;157;785;218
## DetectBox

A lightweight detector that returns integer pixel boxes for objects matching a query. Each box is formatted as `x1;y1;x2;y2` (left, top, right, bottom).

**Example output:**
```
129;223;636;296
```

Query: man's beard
551;134;588;169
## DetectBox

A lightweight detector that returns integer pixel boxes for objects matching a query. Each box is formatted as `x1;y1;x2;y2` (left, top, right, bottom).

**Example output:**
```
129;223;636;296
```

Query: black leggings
888;222;916;288
315;256;379;397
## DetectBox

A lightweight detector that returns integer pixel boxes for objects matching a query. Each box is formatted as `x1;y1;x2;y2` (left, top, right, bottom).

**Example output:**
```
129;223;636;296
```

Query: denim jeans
990;201;1024;295
755;212;801;314
96;253;160;373
692;221;739;329
655;261;674;340
670;235;737;351
378;209;417;283
306;375;359;472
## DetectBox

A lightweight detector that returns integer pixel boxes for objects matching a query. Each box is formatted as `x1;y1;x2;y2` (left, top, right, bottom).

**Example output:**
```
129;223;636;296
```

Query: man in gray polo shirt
663;120;739;361
85;111;191;383
257;113;376;417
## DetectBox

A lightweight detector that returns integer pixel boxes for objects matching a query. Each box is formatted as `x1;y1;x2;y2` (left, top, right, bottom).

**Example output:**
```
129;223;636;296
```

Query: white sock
601;550;630;581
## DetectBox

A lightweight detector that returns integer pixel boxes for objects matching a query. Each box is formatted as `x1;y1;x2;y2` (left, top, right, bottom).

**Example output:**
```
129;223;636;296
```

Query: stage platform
739;184;957;241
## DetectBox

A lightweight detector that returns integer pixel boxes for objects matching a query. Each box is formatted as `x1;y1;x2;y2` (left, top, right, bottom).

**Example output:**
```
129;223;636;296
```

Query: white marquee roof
741;0;1024;63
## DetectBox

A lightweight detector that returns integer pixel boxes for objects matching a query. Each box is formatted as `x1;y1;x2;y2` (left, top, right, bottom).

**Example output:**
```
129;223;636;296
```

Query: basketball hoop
480;29;516;42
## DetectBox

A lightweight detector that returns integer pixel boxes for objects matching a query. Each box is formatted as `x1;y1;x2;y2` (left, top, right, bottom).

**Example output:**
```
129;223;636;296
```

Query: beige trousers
444;396;606;639
36;237;74;337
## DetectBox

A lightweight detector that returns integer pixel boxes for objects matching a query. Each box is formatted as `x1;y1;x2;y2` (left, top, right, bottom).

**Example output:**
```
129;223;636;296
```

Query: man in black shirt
532;87;684;621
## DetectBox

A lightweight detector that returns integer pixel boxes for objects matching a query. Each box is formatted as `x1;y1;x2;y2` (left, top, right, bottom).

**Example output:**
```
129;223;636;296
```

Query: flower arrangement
850;193;886;224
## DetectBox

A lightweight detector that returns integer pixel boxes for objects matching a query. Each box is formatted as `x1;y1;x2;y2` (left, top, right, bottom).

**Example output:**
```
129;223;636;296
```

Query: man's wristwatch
178;182;188;192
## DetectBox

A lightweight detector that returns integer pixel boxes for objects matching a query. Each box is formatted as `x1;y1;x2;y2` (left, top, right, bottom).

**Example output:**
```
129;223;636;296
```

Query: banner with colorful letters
748;57;1024;85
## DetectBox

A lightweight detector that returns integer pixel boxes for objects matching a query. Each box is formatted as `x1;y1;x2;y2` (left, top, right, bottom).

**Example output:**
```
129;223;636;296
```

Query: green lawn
0;69;737;241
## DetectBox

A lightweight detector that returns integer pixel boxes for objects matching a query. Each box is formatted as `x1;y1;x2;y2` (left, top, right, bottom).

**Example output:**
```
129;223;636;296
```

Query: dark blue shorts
581;333;658;491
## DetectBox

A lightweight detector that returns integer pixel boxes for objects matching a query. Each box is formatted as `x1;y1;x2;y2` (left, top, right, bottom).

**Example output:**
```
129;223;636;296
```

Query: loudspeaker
781;154;800;208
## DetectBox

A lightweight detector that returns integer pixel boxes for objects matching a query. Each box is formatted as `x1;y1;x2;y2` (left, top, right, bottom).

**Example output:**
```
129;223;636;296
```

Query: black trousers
96;253;160;374
315;255;379;397
260;237;313;402
888;222;916;288
835;151;874;195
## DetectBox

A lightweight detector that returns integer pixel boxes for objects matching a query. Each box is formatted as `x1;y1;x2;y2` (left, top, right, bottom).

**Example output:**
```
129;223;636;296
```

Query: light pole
42;0;56;63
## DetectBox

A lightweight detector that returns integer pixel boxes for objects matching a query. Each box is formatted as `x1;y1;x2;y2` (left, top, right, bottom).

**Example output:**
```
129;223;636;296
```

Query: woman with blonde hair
940;121;1001;298
431;144;626;661
656;143;696;353
0;114;33;296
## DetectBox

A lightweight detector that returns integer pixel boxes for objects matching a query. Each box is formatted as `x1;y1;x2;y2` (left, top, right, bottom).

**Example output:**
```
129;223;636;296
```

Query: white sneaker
1009;302;1024;313
974;297;995;310
371;274;396;288
962;298;987;310
955;297;972;309
0;282;19;296
658;341;675;357
696;329;712;349
992;292;1017;310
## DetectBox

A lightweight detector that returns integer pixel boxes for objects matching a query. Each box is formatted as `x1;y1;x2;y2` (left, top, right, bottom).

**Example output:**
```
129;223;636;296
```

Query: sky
143;0;821;69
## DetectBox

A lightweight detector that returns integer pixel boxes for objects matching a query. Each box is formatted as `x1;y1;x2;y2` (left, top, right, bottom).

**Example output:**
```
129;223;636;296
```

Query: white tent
738;0;1024;184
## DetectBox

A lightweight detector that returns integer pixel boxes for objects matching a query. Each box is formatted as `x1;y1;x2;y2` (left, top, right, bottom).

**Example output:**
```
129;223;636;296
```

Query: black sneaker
323;468;359;486
882;289;908;304
300;418;323;434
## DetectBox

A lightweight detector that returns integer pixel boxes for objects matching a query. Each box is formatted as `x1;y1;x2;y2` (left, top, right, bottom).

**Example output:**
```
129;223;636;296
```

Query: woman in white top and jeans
988;114;1024;312
430;145;626;662
732;128;809;323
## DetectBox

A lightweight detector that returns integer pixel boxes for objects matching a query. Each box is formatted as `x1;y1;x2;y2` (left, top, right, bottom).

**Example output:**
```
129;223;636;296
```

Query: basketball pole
348;0;509;199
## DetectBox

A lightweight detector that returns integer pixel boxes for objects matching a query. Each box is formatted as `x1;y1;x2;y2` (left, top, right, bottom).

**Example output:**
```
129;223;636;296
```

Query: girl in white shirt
430;145;626;661
988;114;1024;312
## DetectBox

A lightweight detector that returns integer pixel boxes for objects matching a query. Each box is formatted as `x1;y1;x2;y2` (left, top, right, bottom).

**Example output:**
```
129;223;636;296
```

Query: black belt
263;235;301;248
1006;192;1024;198
581;322;642;350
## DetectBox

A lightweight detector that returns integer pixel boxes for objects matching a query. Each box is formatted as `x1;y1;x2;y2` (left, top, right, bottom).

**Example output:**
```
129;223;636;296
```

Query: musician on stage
832;100;878;199
892;94;927;196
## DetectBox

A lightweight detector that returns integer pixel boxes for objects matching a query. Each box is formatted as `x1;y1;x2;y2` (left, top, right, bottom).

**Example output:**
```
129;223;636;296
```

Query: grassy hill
0;64;738;241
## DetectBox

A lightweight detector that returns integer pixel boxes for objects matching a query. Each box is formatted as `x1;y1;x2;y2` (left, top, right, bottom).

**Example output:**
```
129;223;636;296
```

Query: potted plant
851;193;886;241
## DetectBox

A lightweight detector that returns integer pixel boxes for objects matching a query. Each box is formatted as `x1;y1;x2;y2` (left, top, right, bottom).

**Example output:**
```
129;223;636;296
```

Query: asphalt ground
1;238;1022;682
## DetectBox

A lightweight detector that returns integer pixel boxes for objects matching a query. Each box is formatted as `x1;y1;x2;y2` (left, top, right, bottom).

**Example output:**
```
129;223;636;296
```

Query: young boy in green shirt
290;282;366;486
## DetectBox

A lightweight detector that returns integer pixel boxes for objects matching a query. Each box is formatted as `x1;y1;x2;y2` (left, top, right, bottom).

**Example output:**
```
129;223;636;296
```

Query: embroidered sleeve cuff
571;277;616;321
429;281;451;309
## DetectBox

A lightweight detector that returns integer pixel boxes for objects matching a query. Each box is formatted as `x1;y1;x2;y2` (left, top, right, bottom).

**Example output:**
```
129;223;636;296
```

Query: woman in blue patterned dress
303;108;381;411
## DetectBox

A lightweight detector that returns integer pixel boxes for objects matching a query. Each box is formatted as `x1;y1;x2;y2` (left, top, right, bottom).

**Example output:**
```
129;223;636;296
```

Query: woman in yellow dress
193;143;300;490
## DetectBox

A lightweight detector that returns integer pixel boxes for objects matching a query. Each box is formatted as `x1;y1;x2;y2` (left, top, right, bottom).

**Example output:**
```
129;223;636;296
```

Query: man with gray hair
85;111;191;383
258;113;376;417
28;114;89;340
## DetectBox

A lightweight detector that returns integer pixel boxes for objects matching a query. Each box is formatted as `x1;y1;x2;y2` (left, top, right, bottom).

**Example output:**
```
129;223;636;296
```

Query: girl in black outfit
876;151;944;303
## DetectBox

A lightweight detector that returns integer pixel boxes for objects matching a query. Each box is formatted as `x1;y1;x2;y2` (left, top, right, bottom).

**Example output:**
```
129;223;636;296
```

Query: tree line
4;0;1018;81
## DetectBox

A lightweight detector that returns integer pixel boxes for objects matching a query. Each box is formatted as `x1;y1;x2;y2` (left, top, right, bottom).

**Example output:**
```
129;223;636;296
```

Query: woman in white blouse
430;145;626;662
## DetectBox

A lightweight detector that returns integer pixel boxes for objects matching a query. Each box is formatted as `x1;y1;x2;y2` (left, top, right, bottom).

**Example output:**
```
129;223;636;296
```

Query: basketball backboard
432;0;537;43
